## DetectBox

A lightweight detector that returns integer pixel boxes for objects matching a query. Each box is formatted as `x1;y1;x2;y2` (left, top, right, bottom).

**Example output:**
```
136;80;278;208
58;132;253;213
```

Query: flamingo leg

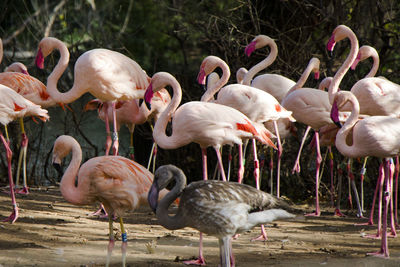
184;232;206;266
273;121;282;198
227;146;233;181
368;158;391;258
218;236;231;267
305;131;322;216
15;118;29;194
104;104;112;156
269;147;274;194
129;129;135;161
252;139;260;189
202;148;208;181
292;126;311;174
357;162;384;226
111;101;119;156
347;159;353;209
152;144;157;174
394;156;399;228
328;147;335;207
365;161;385;239
388;160;397;237
360;157;368;213
347;159;364;217
334;165;345;217
147;142;156;170
237;144;244;184
214;146;227;181
119;217;127;267
1;132;18;223
106;215;115;267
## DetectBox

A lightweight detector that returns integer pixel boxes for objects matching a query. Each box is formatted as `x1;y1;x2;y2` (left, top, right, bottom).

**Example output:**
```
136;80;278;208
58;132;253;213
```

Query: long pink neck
328;30;359;103
286;58;319;96
200;59;230;102
59;139;87;205
153;76;185;149
0;39;3;65
336;92;360;158
46;39;83;103
242;40;278;86
365;50;379;78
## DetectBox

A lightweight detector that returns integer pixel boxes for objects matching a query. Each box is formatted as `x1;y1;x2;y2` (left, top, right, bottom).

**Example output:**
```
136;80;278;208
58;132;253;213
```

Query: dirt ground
0;187;400;267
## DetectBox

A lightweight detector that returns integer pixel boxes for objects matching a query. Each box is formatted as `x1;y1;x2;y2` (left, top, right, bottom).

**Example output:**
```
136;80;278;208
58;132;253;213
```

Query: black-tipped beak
202;84;206;91
145;100;151;110
53;162;63;175
139;98;144;107
147;182;159;214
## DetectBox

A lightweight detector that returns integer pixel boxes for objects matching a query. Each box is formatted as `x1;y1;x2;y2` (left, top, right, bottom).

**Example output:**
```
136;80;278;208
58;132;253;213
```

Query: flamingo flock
0;23;399;267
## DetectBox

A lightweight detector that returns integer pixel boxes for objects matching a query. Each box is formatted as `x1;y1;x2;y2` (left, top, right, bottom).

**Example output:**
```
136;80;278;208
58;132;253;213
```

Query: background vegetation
0;0;399;209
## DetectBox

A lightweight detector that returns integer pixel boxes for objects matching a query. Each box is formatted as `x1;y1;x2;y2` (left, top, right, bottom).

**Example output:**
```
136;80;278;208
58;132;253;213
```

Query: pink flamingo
52;135;168;267
148;164;295;267
331;90;400;258
85;88;171;163
0;39;59;194
0;84;49;223
242;35;296;103
144;71;277;265
351;45;380;78
198;56;294;197
35;37;149;156
327;27;400;226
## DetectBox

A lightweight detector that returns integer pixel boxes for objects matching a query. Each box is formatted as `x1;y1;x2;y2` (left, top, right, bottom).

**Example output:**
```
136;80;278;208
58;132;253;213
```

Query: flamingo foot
354;219;374;226
16;186;29;195
291;162;300;174
232;234;240;240
333;208;346;217
90;207;108;218
389;231;397;238
3;207;18;223
305;211;321;217
250;233;268;242
183;257;206;266
364;233;381;239
367;250;389;258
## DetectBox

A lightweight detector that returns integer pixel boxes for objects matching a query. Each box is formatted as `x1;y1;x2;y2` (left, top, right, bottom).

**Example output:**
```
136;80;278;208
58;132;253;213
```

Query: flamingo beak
245;41;256;57
35;48;44;69
53;162;63;175
148;182;159;214
330;101;342;128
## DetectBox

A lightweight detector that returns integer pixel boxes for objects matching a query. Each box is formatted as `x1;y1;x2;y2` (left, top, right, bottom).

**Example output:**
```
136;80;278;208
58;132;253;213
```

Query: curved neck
153;77;184;149
156;169;187;229
328;32;359;103
0;39;3;65
286;59;318;96
336;93;360;158
200;60;230;102
365;52;379;78
242;41;278;86
59;141;86;205
46;39;82;103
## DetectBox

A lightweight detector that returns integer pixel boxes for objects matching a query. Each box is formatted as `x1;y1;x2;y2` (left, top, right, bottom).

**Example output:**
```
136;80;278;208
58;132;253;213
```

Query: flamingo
351;45;380;78
197;55;294;198
52;135;168;267
148;164;295;267
331;90;400;258
144;71;277;265
35;37;149;156
0;84;49;223
84;88;171;163
0;38;57;194
327;26;400;225
241;35;295;103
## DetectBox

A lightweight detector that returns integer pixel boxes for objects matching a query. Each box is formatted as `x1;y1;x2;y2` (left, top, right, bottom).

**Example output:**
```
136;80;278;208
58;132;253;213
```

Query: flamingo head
197;56;222;85
351;51;362;70
245;41;257;57
35;47;44;69
144;83;154;110
314;71;320;80
326;35;336;52
5;62;29;75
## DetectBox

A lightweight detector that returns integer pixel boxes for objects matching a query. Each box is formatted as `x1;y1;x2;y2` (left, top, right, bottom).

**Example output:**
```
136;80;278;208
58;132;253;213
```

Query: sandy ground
0;187;400;267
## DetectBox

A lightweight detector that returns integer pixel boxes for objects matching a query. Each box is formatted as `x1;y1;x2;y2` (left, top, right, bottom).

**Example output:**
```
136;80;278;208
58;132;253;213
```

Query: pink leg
334;165;345;217
1;133;18;223
16;133;29;195
365;162;385;239
184;232;206;266
388;160;397;237
111;102;119;156
252;139;260;189
347;160;353;209
368;159;391;258
202;148;208;181
305;131;322;216
214;147;227;181
292;126;311;174
237;144;244;183
328;147;334;207
273;121;282;198
269;148;274;194
104;104;112;156
357;163;384;226
394;157;399;228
